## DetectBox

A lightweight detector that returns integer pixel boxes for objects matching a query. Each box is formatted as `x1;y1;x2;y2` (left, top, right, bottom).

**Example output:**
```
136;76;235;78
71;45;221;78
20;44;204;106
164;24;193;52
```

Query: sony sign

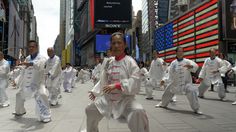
94;0;132;28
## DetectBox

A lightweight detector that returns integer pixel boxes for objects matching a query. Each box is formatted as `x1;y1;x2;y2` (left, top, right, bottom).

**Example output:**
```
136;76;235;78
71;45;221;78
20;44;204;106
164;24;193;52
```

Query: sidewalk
0;81;236;132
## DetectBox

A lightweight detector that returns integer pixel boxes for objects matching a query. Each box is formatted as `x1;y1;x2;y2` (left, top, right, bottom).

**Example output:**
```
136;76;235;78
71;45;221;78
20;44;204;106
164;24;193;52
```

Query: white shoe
232;101;236;105
80;129;87;132
2;103;10;107
155;102;166;108
42;118;51;123
194;110;203;115
50;100;58;106
170;99;177;103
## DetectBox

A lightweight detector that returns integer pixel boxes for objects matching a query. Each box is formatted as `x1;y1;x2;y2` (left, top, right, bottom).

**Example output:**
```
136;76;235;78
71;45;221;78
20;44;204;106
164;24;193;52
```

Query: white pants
145;79;161;98
63;81;72;92
15;87;51;121
198;79;225;99
85;101;149;132
0;80;9;105
78;77;85;84
159;84;200;112
47;86;60;105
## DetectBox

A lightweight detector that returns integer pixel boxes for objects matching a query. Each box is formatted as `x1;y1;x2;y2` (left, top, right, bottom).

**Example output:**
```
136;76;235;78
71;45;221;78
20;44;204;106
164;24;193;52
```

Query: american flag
154;0;219;66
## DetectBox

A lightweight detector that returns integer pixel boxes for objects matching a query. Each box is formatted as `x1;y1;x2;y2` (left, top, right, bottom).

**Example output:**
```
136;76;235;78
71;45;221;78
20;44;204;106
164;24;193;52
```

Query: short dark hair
28;40;38;47
176;47;183;52
209;48;216;53
0;51;3;56
153;50;159;54
139;61;145;67
66;63;71;66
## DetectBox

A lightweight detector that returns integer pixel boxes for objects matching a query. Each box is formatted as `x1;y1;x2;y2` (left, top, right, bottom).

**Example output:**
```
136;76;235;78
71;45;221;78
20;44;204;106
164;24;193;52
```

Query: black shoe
208;89;214;92
198;95;204;99
145;97;154;100
12;112;26;116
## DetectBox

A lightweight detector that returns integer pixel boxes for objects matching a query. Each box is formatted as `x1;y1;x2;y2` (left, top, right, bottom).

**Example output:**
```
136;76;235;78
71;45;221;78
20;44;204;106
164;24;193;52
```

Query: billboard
154;0;219;66
222;0;236;40
95;34;131;52
94;0;132;28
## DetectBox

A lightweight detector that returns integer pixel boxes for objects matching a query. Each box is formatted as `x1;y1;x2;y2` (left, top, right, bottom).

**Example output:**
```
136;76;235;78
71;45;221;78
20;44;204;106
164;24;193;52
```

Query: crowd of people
0;32;236;132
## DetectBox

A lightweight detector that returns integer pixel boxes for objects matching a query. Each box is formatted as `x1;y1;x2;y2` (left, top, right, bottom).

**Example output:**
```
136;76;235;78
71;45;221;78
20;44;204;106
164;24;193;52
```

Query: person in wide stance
156;47;202;114
0;51;10;107
84;32;149;132
198;48;227;100
13;40;51;123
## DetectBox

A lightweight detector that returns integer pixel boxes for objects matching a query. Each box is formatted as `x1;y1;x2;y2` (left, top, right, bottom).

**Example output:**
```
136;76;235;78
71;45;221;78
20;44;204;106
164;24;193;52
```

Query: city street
0;81;236;132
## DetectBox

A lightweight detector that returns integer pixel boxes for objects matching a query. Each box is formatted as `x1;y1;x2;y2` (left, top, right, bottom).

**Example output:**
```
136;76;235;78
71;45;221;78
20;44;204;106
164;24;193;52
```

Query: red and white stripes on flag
155;0;219;66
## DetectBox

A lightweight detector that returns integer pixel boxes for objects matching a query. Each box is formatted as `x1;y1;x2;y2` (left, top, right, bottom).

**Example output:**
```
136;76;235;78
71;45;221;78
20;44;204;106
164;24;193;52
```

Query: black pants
211;76;228;91
222;76;228;90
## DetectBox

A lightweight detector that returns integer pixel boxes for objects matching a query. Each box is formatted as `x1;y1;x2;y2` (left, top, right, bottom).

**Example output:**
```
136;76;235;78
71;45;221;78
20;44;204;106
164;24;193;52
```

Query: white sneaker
194;110;203;115
80;129;87;132
155;102;166;108
50;100;58;106
2;103;10;107
42;118;51;123
232;101;236;105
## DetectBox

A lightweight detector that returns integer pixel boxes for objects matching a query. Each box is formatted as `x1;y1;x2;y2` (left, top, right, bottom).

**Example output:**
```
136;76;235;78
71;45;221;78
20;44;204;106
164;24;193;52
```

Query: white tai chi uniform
92;63;102;85
140;67;149;87
230;65;236;105
14;54;51;121
0;59;10;107
45;55;62;105
13;66;25;88
85;55;149;132
71;68;78;88
62;66;77;92
78;69;90;84
9;67;21;87
145;58;166;98
162;66;177;102
198;57;227;99
157;58;200;112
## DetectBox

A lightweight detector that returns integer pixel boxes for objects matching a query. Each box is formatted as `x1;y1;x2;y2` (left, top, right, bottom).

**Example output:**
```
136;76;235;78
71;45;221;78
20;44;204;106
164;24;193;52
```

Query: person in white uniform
77;68;90;84
145;50;167;100
228;64;236;105
92;58;102;85
84;32;149;132
62;63;77;93
198;48;227;100
218;53;232;93
12;40;51;123
162;64;177;103
0;51;10;107
156;47;202;114
139;61;149;87
71;67;78;88
45;47;62;106
9;66;21;88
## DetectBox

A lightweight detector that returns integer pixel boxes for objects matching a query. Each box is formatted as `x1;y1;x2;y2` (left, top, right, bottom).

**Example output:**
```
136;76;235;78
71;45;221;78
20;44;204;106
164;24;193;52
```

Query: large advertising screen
222;0;236;40
94;0;132;28
96;34;131;52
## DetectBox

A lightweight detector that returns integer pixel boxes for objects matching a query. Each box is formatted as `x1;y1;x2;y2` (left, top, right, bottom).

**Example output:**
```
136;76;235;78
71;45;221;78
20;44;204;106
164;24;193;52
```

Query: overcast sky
32;0;142;57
